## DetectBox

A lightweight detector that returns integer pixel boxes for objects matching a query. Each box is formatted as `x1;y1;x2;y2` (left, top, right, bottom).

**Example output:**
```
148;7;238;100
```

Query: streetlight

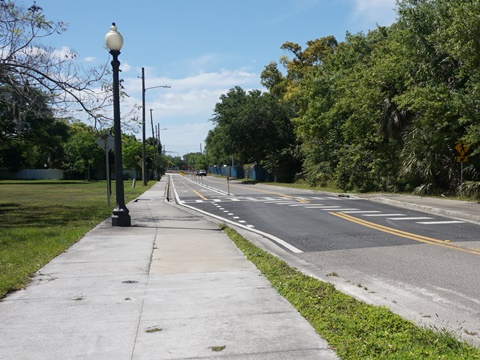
105;23;131;227
141;67;170;186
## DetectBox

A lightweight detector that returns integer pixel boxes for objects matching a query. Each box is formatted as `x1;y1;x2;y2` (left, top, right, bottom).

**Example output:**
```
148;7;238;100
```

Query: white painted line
247;225;255;228
306;206;340;209
171;175;303;254
233;216;240;219
363;214;406;217
213;199;221;202
223;211;229;213
238;220;246;223
417;220;465;225
227;213;234;216
231;198;240;201
311;197;325;200
289;204;313;207
342;210;381;214
322;208;358;211
388;217;433;221
195;200;204;203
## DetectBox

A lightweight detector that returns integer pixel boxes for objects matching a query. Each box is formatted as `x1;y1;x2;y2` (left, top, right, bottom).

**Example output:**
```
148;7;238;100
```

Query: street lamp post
105;23;131;227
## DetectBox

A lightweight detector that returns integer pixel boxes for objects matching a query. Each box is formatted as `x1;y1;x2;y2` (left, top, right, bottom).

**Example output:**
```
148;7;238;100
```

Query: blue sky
36;0;397;157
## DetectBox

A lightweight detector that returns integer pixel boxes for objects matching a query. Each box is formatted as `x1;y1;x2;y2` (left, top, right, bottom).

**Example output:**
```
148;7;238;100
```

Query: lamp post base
112;208;131;227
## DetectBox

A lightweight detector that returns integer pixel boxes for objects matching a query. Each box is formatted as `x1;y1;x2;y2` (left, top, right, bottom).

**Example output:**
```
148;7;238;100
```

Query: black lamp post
105;23;131;227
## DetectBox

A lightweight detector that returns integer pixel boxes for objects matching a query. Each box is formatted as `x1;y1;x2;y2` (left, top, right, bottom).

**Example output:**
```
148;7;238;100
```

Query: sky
34;0;398;157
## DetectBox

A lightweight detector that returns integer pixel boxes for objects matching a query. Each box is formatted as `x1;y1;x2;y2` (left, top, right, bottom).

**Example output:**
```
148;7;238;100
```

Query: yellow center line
192;189;208;201
331;212;480;256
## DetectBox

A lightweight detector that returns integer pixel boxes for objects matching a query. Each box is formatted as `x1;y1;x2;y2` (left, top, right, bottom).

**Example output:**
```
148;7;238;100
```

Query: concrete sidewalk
0;178;338;359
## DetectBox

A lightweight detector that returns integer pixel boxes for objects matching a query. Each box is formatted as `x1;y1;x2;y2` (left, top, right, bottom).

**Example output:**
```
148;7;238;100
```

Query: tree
0;85;69;170
207;86;299;182
63;122;103;179
0;1;111;126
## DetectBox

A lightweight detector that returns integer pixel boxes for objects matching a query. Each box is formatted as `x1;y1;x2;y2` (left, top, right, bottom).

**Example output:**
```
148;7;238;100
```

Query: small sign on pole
96;134;114;206
455;142;471;185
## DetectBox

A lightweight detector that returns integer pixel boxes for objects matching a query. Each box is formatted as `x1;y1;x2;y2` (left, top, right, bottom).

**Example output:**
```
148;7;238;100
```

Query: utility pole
141;68;147;186
150;109;157;180
140;67;170;185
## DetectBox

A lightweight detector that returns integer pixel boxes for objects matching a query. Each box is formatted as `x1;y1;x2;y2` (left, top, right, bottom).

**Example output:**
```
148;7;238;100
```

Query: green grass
0;180;154;298
222;225;480;359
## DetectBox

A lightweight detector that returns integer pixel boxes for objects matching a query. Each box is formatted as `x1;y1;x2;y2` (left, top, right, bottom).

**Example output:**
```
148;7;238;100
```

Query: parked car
197;169;207;176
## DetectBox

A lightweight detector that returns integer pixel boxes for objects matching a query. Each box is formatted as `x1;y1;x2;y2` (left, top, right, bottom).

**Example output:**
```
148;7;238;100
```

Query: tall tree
0;1;110;126
63;122;103;179
0;85;69;170
207;86;298;182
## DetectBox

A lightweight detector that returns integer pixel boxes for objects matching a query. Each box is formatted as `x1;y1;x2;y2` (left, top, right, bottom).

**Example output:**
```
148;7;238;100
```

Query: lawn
0;180;154;298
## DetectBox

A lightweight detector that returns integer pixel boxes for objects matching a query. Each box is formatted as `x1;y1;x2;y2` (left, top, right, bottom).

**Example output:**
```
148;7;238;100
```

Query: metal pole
141;67;147;186
150;109;157;181
461;160;464;185
105;141;111;207
110;50;131;227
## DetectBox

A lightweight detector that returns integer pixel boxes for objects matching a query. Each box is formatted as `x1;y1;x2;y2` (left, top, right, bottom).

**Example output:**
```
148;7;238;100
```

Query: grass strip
222;225;480;359
0;180;154;298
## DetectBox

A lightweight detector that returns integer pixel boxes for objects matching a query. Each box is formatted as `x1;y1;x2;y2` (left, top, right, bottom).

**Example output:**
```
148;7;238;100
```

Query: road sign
456;156;469;163
455;142;470;156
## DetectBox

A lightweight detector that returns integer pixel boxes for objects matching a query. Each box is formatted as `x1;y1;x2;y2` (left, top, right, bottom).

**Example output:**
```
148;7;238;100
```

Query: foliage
0;86;70;170
206;86;300;182
253;0;480;193
0;1;109;122
184;152;207;170
63;122;104;179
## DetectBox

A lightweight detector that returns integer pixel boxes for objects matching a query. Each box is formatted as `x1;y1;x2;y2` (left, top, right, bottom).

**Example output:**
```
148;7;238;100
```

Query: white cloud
118;67;259;155
84;56;96;62
350;0;397;26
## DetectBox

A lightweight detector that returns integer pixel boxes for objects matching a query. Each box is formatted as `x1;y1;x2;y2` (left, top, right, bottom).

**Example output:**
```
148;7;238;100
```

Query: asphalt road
170;174;480;344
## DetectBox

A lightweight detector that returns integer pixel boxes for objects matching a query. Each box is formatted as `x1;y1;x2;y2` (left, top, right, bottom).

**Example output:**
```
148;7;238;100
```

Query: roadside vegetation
205;0;480;198
222;225;480;359
0;180;153;298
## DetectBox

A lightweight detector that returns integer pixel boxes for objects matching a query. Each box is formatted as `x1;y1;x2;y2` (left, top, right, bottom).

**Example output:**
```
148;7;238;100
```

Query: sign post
96;134;115;206
455;142;470;184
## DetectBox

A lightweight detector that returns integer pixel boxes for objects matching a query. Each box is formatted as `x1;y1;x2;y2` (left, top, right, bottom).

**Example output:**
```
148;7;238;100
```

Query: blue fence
208;164;274;182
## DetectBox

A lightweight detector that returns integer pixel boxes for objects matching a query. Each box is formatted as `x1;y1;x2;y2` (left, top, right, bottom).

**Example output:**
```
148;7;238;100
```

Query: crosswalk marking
321;208;358;211
342;210;380;214
185;195;467;227
388;217;433;221
417;220;464;225
306;205;341;209
363;214;406;217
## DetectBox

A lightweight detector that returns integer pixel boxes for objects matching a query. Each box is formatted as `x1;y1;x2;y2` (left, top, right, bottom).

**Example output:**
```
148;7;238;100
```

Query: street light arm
144;84;171;92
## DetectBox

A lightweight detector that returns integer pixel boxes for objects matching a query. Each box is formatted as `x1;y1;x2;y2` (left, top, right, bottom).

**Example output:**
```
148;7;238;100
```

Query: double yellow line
331;212;480;256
